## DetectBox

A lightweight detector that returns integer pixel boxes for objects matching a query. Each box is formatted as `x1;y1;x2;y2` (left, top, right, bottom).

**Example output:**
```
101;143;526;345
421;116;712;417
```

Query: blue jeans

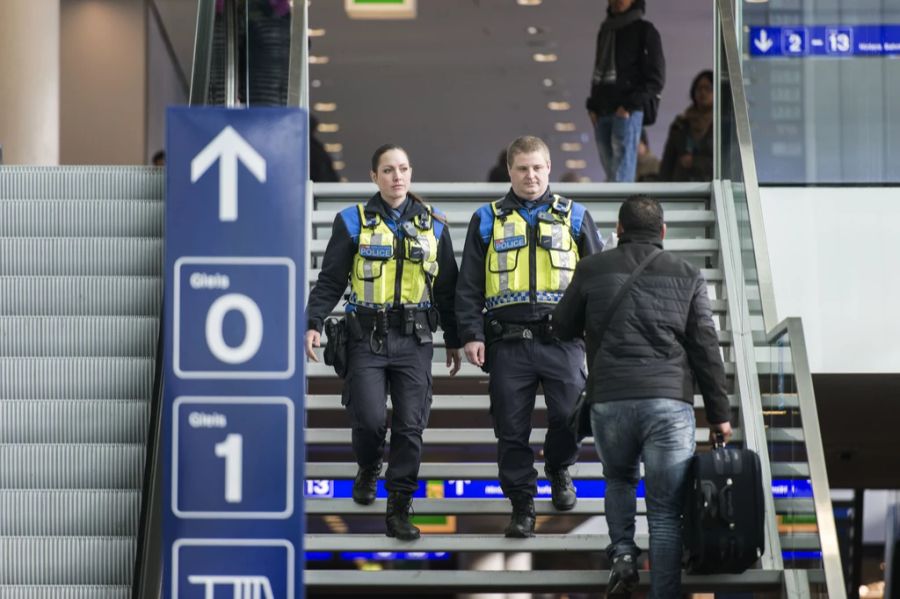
593;110;644;182
591;398;695;599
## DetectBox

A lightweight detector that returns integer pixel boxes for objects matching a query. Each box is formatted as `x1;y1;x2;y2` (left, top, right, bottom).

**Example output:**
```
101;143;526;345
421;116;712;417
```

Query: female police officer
305;144;461;540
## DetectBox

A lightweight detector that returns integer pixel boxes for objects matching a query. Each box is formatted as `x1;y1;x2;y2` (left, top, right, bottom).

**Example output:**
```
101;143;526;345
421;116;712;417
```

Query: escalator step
0;358;153;400
0;317;158;357
0;490;139;536
0;400;148;444
0;277;161;317
0;444;143;489
0;239;162;276
0;200;162;237
0;166;163;201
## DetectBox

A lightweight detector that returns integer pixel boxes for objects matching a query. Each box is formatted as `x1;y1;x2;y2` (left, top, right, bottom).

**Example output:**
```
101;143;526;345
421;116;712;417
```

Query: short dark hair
618;195;664;234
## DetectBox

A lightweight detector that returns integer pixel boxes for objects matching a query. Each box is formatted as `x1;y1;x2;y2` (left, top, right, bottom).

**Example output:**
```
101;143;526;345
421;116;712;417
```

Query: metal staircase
302;180;841;596
0;167;163;599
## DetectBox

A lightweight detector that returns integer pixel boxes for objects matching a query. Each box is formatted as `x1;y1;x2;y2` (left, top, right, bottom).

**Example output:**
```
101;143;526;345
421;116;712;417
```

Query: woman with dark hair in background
304;144;461;540
660;69;714;182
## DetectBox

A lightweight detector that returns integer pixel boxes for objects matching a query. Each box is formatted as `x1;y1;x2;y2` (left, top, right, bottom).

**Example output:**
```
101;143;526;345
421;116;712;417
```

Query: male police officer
456;136;602;537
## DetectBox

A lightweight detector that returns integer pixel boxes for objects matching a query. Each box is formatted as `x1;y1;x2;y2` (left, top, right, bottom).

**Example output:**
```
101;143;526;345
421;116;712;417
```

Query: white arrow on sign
754;29;774;53
191;125;267;222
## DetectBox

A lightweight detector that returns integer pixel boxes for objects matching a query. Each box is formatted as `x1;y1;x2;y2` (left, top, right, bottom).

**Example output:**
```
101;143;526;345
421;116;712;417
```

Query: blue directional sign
749;24;900;58
173;539;294;599
163;107;306;599
173;397;293;518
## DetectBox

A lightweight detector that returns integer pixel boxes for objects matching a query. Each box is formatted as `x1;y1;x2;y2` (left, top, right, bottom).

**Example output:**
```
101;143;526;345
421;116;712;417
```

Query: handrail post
783;318;847;598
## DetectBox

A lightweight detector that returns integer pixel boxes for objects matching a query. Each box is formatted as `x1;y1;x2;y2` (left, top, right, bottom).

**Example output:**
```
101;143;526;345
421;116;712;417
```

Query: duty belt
486;318;555;344
353;306;438;352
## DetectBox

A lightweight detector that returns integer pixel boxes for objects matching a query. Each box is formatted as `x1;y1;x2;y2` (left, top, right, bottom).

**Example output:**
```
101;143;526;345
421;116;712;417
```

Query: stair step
0;358;153;400
304;394;740;411
304;569;793;591
305;427;754;445
307;498;609;515
308;267;726;284
313;209;716;228
0;444;143;489
304;461;809;480
0;277;161;316
0;400;148;443
307;268;725;285
0;317;158;357
307;496;812;515
305;532;819;552
0;490;139;536
312;181;712;202
0;200;162;237
0;239;162;276
306;361;738;378
309;237;719;257
306;533;623;552
0;166;162;200
0;586;129;599
0;537;133;585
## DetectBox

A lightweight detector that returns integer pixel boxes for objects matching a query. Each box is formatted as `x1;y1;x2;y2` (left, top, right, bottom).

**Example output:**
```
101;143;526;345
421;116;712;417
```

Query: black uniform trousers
488;337;586;497
342;329;433;495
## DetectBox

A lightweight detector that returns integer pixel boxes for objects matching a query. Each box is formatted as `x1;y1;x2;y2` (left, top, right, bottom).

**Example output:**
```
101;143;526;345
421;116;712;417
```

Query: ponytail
409;191;446;224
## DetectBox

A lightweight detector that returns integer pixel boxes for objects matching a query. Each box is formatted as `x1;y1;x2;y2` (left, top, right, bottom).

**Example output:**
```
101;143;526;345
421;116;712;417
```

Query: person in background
304;144;461;540
659;69;714;182
586;0;665;183
456;136;602;538
309;115;340;183
151;150;166;167
636;128;660;182
552;195;732;597
487;149;511;183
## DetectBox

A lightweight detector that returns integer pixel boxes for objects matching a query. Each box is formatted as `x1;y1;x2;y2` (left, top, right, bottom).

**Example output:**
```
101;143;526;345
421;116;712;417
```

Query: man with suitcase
552;195;732;597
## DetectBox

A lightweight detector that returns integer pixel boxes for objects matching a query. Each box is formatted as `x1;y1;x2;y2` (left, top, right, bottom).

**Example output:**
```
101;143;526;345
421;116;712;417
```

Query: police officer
456;136;602;537
305;144;461;540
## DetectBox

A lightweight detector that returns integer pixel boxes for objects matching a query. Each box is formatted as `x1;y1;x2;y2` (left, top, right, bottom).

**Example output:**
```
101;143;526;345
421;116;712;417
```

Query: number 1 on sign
214;433;243;503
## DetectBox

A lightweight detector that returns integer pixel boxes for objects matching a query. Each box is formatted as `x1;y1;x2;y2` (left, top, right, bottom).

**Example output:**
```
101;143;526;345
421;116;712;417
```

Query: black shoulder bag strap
569;246;664;439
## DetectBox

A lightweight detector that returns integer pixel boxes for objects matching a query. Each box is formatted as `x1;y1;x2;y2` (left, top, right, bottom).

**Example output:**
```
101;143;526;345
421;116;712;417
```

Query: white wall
60;0;146;165
760;187;900;373
0;0;60;165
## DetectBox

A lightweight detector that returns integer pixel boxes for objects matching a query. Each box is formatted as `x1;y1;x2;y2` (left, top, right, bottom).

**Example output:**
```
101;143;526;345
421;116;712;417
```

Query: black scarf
592;4;645;86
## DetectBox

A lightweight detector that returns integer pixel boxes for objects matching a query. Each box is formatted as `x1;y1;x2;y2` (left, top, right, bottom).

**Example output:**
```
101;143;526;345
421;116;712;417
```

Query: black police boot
545;465;577;511
605;553;639;597
504;492;536;538
385;492;420;541
351;461;382;506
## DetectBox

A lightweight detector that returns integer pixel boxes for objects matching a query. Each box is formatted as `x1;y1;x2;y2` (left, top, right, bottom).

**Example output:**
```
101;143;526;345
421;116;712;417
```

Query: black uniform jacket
455;188;602;345
552;231;730;424
305;193;461;348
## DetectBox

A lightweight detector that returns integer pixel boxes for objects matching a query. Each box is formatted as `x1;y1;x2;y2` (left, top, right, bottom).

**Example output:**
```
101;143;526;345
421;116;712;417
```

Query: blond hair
506;136;550;167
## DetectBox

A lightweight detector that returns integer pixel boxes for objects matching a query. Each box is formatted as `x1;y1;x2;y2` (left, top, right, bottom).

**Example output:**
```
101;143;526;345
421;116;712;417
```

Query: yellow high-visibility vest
485;195;579;309
350;204;439;309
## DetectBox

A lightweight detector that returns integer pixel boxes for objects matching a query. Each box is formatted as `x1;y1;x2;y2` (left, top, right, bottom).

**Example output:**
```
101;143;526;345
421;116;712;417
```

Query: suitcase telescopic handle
714;432;727;449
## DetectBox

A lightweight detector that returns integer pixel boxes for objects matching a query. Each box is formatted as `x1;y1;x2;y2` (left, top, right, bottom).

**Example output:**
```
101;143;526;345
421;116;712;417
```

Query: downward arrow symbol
754;29;774;53
191;125;267;222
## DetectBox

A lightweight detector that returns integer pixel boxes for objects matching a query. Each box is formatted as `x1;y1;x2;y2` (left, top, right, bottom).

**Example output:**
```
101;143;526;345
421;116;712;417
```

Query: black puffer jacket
552;232;730;424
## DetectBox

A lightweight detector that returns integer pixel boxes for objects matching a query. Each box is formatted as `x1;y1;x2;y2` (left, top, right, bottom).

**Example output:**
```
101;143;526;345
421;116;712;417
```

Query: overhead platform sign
749;24;900;57
163;107;306;599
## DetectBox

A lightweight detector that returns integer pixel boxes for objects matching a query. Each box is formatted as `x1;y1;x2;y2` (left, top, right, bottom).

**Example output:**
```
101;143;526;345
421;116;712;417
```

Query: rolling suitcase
683;438;766;574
